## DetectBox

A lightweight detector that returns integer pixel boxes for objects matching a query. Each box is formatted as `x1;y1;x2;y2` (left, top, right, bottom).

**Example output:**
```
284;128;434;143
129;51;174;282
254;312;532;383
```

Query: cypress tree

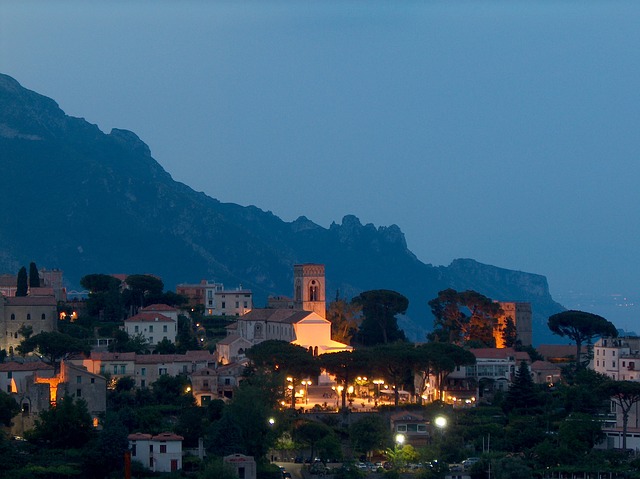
16;267;28;296
28;262;40;288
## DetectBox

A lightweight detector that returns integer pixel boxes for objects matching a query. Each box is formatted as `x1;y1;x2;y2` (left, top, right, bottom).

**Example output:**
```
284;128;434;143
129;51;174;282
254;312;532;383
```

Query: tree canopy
16;266;27;297
428;289;501;346
326;292;362;345
28;262;40;288
18;331;90;373
353;289;408;345
548;310;618;369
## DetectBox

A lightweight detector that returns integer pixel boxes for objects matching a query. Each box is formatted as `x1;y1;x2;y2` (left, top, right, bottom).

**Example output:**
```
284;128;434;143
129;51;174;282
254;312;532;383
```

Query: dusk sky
2;1;640;329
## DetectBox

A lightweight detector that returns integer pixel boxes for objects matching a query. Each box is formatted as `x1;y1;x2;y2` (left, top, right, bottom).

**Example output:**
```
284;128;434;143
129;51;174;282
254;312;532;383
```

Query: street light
373;379;384;400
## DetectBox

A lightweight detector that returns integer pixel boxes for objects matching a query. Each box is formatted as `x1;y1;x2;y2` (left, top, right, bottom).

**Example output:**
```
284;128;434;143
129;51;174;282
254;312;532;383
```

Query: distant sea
554;290;639;336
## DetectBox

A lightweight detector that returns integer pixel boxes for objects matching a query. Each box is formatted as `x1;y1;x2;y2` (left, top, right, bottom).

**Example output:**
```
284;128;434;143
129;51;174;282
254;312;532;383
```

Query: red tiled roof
90;352;137;361
153;432;184;441
537;344;577;359
5;296;57;306
124;312;174;323
531;360;561;372
240;308;313;324
470;347;517;359
142;304;178;312
0;361;54;372
128;433;153;440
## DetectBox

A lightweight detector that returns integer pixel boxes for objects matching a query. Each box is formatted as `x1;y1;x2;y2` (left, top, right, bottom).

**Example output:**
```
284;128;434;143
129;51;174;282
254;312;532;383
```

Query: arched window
41;313;46;320
309;281;318;301
10;313;15;320
26;313;31;320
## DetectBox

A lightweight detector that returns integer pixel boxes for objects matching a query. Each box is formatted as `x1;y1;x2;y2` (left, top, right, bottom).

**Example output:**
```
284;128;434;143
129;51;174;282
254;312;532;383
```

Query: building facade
0;293;58;354
176;280;253;316
123;312;177;347
294;264;326;318
129;432;184;472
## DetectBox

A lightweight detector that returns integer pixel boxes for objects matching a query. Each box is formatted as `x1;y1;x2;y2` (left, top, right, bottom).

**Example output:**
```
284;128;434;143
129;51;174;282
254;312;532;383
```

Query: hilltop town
0;263;638;479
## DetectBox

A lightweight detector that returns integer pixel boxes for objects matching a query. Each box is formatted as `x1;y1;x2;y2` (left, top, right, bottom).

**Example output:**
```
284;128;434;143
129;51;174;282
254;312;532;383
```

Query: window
91;378;95;384
613;351;616;356
225;378;231;385
149;445;153;453
160;444;167;453
135;325;139;333
10;314;15;320
76;389;82;397
41;313;46;320
203;380;209;388
100;365;106;374
244;301;248;308
235;301;239;308
141;380;146;388
221;302;226;309
7;371;12;379
396;425;407;432
113;365;118;374
76;375;82;384
163;325;167;333
131;444;137;456
149;325;154;333
26;313;31;320
141;367;146;376
120;365;126;374
159;368;168;375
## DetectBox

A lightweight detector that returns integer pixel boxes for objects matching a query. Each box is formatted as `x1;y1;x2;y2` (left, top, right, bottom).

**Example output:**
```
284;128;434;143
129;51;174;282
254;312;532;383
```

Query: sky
2;1;640;329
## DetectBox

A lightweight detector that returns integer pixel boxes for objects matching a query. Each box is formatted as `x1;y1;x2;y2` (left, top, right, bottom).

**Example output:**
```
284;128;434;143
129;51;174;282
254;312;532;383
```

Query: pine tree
504;360;541;413
16;267;28;297
28;262;40;288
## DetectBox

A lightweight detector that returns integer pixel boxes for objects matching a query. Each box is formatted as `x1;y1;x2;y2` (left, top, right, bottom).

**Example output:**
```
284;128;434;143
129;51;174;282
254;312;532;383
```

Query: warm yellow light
395;433;405;445
434;416;447;429
347;386;354;394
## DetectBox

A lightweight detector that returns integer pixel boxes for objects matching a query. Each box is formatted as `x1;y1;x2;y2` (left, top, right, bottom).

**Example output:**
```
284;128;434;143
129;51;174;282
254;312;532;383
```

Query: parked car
462;457;480;469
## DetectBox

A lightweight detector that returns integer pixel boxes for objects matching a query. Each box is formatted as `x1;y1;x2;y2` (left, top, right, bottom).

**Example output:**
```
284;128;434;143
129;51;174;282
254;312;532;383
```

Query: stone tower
293;264;326;318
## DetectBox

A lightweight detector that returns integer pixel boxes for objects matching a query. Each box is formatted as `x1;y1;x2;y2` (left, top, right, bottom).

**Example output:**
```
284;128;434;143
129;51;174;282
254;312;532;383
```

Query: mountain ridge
0;73;564;343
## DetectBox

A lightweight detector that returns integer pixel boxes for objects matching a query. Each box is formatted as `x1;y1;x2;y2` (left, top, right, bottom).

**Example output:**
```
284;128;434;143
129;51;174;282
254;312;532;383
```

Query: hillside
0;73;564;343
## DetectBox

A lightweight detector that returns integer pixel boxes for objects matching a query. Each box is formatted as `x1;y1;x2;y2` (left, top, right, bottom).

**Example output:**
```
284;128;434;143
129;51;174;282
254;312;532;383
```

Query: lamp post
434;415;447;442
301;379;311;405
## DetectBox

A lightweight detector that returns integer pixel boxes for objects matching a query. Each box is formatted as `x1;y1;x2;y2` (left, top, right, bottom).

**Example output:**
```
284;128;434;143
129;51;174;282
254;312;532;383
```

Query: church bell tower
293;264;326;318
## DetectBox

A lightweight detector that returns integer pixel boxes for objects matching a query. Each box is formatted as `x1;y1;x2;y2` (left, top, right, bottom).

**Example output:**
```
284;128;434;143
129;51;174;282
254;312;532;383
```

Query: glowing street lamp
395;433;405;446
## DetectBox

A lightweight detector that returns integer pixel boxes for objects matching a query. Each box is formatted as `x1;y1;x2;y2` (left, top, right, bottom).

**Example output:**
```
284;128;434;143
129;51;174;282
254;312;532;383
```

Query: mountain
0;73;564;343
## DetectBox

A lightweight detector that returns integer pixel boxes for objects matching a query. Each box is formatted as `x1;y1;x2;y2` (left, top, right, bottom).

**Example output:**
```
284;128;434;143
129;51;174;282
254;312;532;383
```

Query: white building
593;336;640;381
129;432;184;472
123;312;177;347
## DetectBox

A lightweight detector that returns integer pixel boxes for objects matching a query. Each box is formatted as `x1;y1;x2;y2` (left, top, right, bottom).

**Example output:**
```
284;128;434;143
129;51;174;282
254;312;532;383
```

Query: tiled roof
217;334;251;346
470;347;518;359
5;296;57;306
124;312;174;323
153;432;184;441
141;304;178;312
240;308;313;324
537;344;577;359
0;361;54;372
90;352;137;361
128;433;153;440
531;360;561;372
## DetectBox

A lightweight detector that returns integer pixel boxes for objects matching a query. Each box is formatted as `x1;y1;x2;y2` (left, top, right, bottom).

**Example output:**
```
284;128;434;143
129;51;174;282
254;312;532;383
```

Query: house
190;359;248;405
442;348;529;404
390;411;430;447
223;453;257;479
129;432;184;472
216;334;252;365
530;360;562;386
122;312;177;347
